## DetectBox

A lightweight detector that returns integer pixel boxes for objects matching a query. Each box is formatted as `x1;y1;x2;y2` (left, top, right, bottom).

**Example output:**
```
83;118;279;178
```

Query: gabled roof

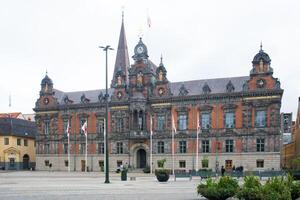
0;112;22;119
170;76;249;96
0;118;37;138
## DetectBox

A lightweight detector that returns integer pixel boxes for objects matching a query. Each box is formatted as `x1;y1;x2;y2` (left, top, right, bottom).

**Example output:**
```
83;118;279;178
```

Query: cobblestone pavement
0;171;202;200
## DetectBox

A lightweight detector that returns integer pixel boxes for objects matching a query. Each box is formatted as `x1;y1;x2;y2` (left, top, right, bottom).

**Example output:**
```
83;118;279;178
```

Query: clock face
43;98;49;105
158;88;164;95
136;46;144;54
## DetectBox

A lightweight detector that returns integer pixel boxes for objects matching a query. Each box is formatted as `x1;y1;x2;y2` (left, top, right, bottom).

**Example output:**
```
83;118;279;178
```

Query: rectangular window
4;138;9;145
225;139;234;153
63;143;68;154
116;118;124;132
225;112;235;128
201;113;210;129
117;142;123;154
256;110;266;127
202;140;210;153
64;160;69;167
179;141;187;153
202;158;209;168
44;160;50;166
99;160;104;167
179;160;186;168
225;160;233;169
117;160;123;167
157;141;165;153
178;114;187;130
17;138;21;146
44;121;49;135
256;138;265;152
44;144;50;154
24;139;28;146
157;115;165;131
97;119;104;135
80;143;86;154
98;142;104;154
256;160;264;168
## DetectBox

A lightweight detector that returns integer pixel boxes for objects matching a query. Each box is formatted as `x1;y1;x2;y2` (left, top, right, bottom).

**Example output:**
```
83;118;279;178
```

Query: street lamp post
99;45;114;184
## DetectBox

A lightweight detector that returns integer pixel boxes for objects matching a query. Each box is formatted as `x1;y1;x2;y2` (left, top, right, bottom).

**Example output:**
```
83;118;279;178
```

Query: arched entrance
23;154;30;170
136;149;146;168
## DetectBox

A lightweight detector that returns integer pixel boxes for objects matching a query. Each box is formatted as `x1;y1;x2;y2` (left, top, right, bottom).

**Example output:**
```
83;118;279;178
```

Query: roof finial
160;54;163;64
121;6;124;22
46;69;48;75
260;41;263;52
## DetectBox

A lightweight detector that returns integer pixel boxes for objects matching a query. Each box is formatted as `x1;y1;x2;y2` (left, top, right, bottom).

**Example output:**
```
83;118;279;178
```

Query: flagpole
150;115;153;174
172;115;175;176
196;127;199;172
68;120;70;172
85;122;88;173
104;118;106;175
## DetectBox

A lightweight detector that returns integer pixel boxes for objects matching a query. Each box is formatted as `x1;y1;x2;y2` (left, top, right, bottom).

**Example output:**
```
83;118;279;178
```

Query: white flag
172;115;176;133
150;115;153;135
66;120;71;137
81;121;87;136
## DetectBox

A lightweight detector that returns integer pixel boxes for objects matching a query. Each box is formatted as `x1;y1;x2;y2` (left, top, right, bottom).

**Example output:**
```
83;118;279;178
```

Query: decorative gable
226;80;235;92
80;94;90;104
178;84;189;96
202;82;211;94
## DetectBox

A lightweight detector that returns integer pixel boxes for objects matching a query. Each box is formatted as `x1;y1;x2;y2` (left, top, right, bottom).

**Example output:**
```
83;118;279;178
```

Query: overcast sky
0;0;299;119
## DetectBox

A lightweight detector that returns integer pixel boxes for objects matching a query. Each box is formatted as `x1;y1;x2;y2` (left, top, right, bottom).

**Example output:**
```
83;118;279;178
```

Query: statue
137;72;143;85
117;75;122;86
159;70;163;81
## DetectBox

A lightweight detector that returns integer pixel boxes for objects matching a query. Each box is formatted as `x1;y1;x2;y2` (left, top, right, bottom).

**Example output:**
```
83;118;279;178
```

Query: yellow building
0;118;36;170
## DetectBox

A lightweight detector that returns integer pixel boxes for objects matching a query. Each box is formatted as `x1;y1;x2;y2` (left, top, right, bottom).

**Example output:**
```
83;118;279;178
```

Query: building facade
0;118;36;170
34;19;283;172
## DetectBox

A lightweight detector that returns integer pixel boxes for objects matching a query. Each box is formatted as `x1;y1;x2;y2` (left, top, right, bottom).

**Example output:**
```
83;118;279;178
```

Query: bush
157;159;166;168
262;177;292;200
197;176;239;200
291;181;300;200
236;176;263;200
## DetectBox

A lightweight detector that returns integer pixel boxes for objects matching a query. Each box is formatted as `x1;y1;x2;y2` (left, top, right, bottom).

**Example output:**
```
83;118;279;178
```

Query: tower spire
111;12;130;87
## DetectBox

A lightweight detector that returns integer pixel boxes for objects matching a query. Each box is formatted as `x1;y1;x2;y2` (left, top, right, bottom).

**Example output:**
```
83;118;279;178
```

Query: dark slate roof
54;88;114;104
41;74;53;85
170;76;249;96
0;118;37;138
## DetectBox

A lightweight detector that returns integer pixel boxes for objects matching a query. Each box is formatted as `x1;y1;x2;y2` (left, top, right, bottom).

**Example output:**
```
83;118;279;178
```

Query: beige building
0;118;37;170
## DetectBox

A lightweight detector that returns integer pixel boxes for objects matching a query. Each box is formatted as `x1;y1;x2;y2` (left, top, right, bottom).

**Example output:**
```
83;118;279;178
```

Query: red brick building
34;18;283;172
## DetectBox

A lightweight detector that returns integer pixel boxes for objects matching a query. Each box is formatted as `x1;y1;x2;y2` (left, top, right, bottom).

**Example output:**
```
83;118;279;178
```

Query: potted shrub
155;158;169;182
236;176;263;200
121;167;128;181
261;176;292;200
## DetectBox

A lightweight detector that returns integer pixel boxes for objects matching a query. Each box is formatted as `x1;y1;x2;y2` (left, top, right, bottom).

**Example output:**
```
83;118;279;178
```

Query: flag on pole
150;115;153;135
66;120;71;137
197;114;201;132
81;121;87;136
147;15;151;28
172;115;176;133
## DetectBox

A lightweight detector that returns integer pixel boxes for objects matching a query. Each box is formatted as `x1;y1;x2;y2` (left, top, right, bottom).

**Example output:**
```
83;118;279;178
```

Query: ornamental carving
178;84;189;96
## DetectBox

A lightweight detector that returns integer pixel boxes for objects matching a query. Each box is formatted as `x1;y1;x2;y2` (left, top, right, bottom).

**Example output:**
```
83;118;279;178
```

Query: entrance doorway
23;154;30;170
81;160;86;172
136;149;146;168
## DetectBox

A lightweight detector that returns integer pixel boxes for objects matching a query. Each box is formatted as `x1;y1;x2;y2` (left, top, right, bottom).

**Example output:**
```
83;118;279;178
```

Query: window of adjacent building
157;115;165;131
256;138;265;152
64;160;69;167
201;113;210;129
256;160;264;168
98;142;104;154
116;118;124;133
80;119;86;135
179;141;187;153
225;112;235;128
179;160;186;168
63;143;68;154
44;121;49;135
97;119;104;135
24;139;28;146
178;113;187;130
80;143;86;154
256;110;266;127
17;138;21;146
4;138;9;145
202;140;210;153
117;142;123;154
45;144;50;154
225;160;233;169
225;139;234;153
157;141;165;154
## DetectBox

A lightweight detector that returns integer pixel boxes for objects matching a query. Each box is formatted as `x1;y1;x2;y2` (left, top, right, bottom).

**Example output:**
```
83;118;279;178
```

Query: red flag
81;121;87;136
197;114;201;132
172;115;176;133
